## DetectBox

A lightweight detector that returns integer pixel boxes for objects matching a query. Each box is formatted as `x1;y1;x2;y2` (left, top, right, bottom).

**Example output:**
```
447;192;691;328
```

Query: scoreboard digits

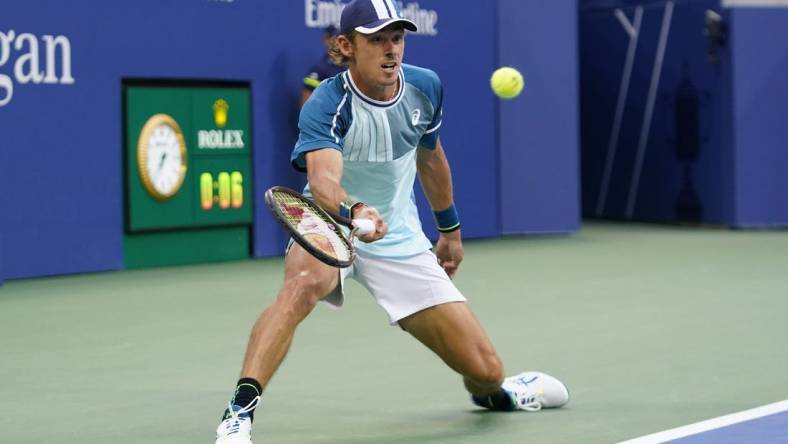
200;171;244;210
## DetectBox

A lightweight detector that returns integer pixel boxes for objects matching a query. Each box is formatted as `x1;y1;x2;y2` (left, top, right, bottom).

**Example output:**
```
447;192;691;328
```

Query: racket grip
352;218;375;235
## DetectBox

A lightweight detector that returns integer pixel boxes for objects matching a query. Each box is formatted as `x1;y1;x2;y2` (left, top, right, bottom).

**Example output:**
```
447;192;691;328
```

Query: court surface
1;222;787;443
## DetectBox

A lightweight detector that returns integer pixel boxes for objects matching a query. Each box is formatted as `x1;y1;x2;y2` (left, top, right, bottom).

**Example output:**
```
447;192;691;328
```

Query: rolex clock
137;113;188;201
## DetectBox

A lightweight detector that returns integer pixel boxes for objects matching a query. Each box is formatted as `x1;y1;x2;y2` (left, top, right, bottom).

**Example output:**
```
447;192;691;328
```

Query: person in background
299;25;345;108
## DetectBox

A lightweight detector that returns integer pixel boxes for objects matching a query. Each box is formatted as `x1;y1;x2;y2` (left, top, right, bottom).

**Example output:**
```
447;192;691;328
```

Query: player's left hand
353;205;388;243
434;229;463;279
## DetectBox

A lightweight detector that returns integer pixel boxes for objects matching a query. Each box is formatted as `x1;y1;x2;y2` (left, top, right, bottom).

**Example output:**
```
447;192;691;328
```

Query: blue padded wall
580;0;788;227
2;1;277;278
1;0;579;281
729;7;788;226
498;0;581;234
0;1;499;279
580;0;736;224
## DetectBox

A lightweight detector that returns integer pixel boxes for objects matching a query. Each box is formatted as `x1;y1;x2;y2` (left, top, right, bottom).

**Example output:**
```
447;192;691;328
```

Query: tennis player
216;1;569;442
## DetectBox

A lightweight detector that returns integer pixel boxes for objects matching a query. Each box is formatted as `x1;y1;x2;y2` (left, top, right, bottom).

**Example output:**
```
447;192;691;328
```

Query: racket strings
272;191;352;261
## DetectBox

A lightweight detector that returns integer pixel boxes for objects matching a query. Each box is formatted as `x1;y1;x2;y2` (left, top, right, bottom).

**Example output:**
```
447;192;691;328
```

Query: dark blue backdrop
0;0;580;284
579;0;788;227
580;0;733;223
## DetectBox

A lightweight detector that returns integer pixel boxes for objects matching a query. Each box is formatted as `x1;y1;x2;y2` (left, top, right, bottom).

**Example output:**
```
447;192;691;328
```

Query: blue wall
2;1;277;280
580;0;735;224
499;0;581;234
579;0;788;227
729;7;788;227
0;0;579;283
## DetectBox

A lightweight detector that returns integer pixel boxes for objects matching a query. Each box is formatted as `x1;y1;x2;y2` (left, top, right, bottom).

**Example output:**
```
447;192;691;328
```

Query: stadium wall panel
579;0;788;227
729;7;788;226
498;0;581;234
0;0;578;280
580;0;736;224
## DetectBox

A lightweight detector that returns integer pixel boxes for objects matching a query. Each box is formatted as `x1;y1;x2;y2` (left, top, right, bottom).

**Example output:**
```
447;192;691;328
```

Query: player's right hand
353;205;387;243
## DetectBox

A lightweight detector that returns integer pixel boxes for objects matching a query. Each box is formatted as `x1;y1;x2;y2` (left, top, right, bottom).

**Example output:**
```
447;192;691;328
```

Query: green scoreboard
124;84;252;268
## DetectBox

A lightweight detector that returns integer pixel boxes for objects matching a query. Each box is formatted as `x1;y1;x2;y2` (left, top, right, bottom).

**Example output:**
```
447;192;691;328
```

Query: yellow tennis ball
490;67;524;99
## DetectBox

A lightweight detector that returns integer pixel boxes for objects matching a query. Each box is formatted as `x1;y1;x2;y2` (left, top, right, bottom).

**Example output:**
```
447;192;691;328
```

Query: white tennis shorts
324;249;467;324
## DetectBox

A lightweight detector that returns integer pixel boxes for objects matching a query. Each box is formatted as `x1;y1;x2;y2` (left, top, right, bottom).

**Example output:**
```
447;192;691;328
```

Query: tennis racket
264;186;375;268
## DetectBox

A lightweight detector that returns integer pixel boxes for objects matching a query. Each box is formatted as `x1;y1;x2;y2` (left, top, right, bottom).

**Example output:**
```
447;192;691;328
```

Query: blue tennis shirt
292;63;443;258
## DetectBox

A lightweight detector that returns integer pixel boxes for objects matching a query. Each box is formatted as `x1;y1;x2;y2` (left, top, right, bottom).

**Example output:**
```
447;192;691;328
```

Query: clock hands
157;152;168;172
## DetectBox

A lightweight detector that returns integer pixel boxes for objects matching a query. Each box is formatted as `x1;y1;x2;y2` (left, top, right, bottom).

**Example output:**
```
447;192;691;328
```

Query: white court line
618;399;788;444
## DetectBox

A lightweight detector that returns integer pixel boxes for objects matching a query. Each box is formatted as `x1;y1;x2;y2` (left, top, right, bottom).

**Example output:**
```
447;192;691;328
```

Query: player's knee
279;275;329;314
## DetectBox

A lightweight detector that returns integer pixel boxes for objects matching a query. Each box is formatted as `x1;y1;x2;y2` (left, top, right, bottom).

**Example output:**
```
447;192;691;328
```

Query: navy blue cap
324;25;339;36
340;0;418;36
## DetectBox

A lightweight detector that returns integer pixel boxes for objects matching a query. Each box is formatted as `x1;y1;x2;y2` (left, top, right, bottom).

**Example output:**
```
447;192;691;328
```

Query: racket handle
352;218;375;235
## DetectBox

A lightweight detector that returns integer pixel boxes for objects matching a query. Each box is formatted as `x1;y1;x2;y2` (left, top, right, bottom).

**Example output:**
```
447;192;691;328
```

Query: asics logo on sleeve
410;108;421;126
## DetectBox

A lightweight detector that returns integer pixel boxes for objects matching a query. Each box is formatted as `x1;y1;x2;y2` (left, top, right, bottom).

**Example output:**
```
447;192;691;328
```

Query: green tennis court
1;222;786;443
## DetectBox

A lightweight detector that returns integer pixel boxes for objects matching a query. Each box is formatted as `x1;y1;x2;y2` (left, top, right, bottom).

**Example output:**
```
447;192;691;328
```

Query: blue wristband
434;205;460;233
339;201;352;219
339;198;364;219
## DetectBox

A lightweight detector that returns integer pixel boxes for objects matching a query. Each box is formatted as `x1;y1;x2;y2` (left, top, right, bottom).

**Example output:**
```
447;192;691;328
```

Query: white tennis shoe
215;397;260;444
502;371;570;411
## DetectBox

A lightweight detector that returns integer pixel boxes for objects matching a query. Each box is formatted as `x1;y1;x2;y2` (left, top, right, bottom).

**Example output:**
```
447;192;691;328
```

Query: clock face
137;114;187;200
